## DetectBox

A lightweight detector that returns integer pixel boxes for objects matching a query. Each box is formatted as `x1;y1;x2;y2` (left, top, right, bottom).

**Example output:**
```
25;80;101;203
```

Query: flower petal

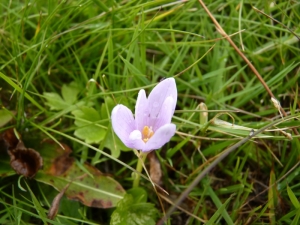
129;130;146;150
129;130;142;140
142;123;176;152
135;89;149;132
152;96;174;131
111;104;136;148
147;78;177;128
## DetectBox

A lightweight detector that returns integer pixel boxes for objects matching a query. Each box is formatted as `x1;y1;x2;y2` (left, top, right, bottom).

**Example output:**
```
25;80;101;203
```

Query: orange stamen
142;126;154;143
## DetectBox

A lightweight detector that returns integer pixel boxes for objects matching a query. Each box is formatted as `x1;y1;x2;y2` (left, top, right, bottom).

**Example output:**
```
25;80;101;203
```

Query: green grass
1;0;300;224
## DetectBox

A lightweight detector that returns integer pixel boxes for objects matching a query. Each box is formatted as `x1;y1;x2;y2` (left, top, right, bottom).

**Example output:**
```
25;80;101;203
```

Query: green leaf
291;208;300;225
268;170;277;225
36;163;125;209
110;194;159;225
25;182;48;224
0;109;13;127
287;185;300;209
43;82;79;111
127;187;148;203
43;92;66;110
210;118;274;138
100;96;115;120
35;141;125;209
72;106;106;144
206;194;234;225
119;55;149;85
204;178;234;225
61;82;80;105
0;71;44;111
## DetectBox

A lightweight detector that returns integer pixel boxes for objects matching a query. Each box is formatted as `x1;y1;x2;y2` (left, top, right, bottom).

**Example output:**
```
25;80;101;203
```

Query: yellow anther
142;126;154;143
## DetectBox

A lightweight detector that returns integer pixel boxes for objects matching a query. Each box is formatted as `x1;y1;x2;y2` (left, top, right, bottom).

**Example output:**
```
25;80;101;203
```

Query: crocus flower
111;78;177;152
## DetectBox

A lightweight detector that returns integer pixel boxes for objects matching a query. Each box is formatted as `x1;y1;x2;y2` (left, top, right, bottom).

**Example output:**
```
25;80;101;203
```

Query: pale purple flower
111;78;177;152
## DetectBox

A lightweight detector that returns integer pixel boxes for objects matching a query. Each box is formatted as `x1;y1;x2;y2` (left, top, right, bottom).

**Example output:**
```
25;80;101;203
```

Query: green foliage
110;192;159;225
287;185;300;209
32;139;126;209
72;106;106;144
0;109;13;127
43;82;80;110
0;0;300;224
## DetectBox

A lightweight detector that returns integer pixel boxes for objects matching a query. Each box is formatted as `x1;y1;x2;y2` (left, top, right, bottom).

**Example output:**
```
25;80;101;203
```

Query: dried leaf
148;152;162;186
48;182;71;220
8;145;43;178
2;128;19;150
3;128;43;178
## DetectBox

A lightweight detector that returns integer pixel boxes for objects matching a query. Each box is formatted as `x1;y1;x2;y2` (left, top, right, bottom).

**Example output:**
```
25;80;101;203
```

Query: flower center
142;126;154;143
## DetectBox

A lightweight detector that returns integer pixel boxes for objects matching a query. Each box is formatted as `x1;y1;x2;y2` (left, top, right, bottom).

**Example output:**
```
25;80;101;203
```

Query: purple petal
111;105;136;148
147;78;177;128
142;123;176;152
135;89;149;132
152;96;174;131
129;130;146;150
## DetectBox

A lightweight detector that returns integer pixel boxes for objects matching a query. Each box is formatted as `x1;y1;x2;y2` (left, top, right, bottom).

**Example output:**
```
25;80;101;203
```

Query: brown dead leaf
2;128;19;150
48;182;71;220
3;128;43;178
148;151;162;186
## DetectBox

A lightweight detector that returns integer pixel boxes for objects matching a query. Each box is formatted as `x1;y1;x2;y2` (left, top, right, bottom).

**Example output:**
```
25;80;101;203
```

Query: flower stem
133;151;147;188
